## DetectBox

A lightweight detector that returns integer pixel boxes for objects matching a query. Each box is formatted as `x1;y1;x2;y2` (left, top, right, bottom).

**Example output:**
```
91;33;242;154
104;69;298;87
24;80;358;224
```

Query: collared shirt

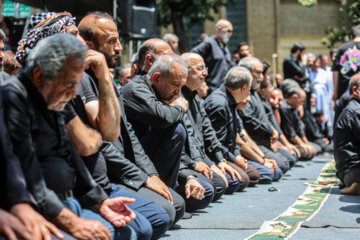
334;98;360;178
279;99;306;139
191;36;234;92
181;86;224;167
1;71;107;219
238;90;274;146
122;74;186;139
203;85;241;162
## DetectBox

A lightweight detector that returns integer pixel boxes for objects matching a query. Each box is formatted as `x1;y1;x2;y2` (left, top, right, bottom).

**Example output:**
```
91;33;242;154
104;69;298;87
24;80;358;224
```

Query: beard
104;53;121;68
220;32;230;44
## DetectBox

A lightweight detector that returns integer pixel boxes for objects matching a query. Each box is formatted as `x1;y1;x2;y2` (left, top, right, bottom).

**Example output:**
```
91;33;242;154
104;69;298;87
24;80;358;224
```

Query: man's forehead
94;19;118;37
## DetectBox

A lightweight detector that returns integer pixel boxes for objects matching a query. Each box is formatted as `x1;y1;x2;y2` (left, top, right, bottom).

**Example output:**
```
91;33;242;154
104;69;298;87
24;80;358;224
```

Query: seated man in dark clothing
314;110;332;142
279;88;317;161
300;109;333;153
238;58;292;173
123;53;214;212
0;95;72;240
1;34;136;240
204;67;272;183
180;53;245;198
78;14;184;228
334;73;360;195
334;89;351;125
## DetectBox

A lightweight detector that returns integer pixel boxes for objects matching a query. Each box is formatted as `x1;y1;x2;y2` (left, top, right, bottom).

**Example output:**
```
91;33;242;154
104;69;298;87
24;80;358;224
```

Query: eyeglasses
195;66;208;72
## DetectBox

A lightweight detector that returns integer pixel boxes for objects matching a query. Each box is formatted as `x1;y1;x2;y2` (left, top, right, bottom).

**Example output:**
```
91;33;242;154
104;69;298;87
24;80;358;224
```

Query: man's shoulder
204;89;228;109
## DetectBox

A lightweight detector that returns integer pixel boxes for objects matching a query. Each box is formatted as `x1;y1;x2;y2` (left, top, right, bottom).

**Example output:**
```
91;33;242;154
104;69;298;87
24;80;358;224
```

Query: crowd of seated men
0;12;338;240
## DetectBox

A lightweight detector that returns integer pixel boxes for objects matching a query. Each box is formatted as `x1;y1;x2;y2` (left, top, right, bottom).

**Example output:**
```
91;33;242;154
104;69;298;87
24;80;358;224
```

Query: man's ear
151;72;160;85
145;54;154;67
32;66;45;89
85;40;95;50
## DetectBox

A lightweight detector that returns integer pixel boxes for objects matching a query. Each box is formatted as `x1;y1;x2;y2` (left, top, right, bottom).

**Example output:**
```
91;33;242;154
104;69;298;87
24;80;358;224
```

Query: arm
66;116;103;157
242;130;266;157
236;133;264;164
85;50;120;141
123;81;186;129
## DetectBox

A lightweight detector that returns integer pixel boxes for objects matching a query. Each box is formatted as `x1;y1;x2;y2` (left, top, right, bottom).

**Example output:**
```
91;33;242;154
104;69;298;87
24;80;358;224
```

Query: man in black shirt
283;43;306;84
192;19;235;92
0;95;69;240
279;88;317;161
79;13;186;228
180;53;245;198
238;58;292;173
1;34;136;240
334;73;360;195
123;53;214;213
332;24;360;102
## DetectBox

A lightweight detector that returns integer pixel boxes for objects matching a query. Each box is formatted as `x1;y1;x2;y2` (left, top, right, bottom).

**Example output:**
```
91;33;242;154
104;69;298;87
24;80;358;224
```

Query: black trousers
140;123;186;189
259;145;291;173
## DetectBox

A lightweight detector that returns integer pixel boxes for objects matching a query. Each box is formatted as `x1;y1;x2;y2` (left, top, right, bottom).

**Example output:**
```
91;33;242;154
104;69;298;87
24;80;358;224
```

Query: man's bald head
215;19;233;44
181;52;207;91
138;38;173;72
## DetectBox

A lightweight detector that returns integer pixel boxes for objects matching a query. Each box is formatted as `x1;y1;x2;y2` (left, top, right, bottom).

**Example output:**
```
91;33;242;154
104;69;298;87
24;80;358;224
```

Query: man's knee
225;173;241;194
184;179;214;211
129;210;153;240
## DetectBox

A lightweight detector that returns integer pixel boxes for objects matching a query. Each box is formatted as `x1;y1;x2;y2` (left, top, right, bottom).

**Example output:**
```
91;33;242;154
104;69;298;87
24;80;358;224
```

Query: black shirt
0;95;34;210
181;86;224;167
191;36;234;92
332;41;360;98
279;99;306;139
238;90;274;147
334;98;360;179
1;72;107;219
122;74;186;139
203;85;241;162
283;55;306;81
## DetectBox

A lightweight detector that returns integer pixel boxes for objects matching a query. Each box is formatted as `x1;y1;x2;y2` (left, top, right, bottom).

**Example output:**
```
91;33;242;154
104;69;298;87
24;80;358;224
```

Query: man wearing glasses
192;19;235;93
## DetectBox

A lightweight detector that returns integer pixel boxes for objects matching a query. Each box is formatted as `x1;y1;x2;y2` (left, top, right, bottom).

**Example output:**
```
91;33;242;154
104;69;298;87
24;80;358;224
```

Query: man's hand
93;198;136;228
332;91;338;103
271;141;281;152
234;155;248;171
167;96;189;111
299;143;310;154
285;143;301;158
53;208;111;240
185;178;205;200
0;209;33;240
263;158;278;172
194;162;213;179
146;175;173;204
323;138;330;145
85;50;111;83
11;203;64;240
211;164;228;187
218;162;241;182
270;128;279;143
308;144;317;155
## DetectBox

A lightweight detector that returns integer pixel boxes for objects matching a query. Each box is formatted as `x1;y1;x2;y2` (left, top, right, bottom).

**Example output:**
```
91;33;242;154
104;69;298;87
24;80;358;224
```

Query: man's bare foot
340;182;360;195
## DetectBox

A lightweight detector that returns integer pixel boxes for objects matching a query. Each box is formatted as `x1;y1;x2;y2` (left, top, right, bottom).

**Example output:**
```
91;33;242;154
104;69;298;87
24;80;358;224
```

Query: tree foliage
299;0;360;49
157;0;231;52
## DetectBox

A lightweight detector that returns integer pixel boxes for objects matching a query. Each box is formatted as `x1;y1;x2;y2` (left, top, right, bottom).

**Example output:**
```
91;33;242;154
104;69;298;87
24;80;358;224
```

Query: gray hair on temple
224;66;252;90
147;53;188;80
238;57;261;71
25;33;88;82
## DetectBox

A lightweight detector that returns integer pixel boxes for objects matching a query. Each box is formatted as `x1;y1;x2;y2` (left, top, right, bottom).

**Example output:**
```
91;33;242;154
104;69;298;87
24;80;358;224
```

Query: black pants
140;123;186;188
119;184;185;228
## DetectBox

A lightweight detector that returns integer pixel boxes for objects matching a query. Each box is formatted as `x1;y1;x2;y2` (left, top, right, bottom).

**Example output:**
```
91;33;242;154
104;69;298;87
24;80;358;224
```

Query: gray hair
25;33;87;82
163;33;178;43
238;57;260;71
286;87;302;98
147;53;188;80
224;66;252;90
0;29;5;41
